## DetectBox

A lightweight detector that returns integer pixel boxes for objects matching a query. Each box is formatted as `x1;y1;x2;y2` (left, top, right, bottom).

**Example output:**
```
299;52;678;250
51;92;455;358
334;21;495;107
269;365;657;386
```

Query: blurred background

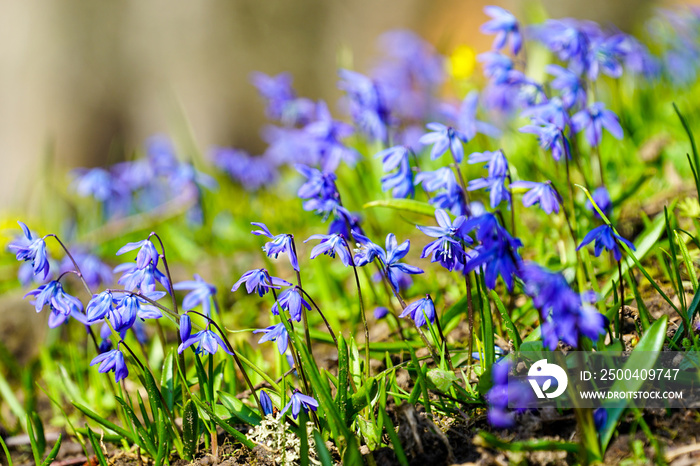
0;0;674;211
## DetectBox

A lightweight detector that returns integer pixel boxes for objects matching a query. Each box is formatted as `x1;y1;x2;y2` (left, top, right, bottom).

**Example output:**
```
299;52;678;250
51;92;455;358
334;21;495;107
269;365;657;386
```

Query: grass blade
599;315;668;451
363;198;436;217
40;433;63;466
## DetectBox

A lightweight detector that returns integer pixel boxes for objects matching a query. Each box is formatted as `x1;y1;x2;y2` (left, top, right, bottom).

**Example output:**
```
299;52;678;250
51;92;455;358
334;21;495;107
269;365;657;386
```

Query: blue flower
414;168;467;216
110;292;165;333
480;6;522;55
116;239;160;269
250;72;296;121
304;101;359;172
577;224;635;261
571;102;623;147
338;69;390;142
477;52;515;84
418;209;471;272
212;147;278;192
260;390;275;416
468;150;509;178
90;349;129;383
253;322;289;355
518;262;608;349
441;91;501;141
86;291;116;322
510;181;561;214
384;234;423;291
586;186;612;219
271;288;310;322
467;176;510;209
25;280;83;316
279;390;319;420
8;222;50;280
374;307;389;319
418;122;469;162
327;211;364;238
587;35;627;80
546;65;586;110
114;262;170;293
519;119;569;161
400;295;436;327
521;97;568;130
178;314;232;355
295;165;338;200
463;217;522;290
380;157;414;199
532;19;590;75
305;233;353;266
375;145;409;172
174;274;217;316
232;269;292;297
352;232;387;267
486;360;533;428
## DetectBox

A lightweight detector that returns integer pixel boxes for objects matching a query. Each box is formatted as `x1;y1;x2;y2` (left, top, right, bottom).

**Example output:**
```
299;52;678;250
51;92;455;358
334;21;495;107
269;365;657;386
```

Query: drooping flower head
232;269;292;297
90;349;129;383
576;224;635;261
419;123;469;162
178;314;232;356
586;186;612;219
305;233;353;266
518;262;608;349
174;274;217;316
8;222;50;280
271;288;311;322
279;390;319;420
510;181;562;214
418;209;472;271
25;280;83;317
253;322;290;355
260;390;275;416
400;295;436;328
571;102;623;147
480;6;522;55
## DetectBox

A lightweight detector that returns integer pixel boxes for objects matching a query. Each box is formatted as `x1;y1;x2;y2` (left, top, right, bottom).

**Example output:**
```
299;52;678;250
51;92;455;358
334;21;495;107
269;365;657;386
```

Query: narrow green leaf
30;411;46;457
335;334;349;425
379;410;410;466
490;290;521;349
675;230;698;292
182;399;199;460
189;395;256;450
313;430;333;466
363;198;436;217
40;433;63;466
478;431;579;453
218;391;262;426
599;316;668;451
673;103;700;199
26;414;41;466
85;427;108;466
0;434;13;466
665;207;686;311
72;402;137;445
160;348;176;412
0;370;27;425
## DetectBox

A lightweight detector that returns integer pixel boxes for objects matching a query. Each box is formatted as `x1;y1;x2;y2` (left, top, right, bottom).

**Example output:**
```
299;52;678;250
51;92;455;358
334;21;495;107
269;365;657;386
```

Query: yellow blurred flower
448;45;476;80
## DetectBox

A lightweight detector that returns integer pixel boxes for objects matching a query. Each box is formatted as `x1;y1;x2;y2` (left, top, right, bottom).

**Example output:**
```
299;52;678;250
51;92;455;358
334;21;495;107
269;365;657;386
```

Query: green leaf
85;427;108;466
426;368;458;392
218;391;262;426
26;414;41;466
599;316;668;452
477;431;579;453
182;399;199;461
313;430;334;466
0;369;27;426
72;402;137;445
0;434;13;466
40;433;63;466
30;411;46;457
363;198;436;217
160;349;176;412
675;230;698;292
189;395;256;450
379;409;409;466
491;290;521;350
335;334;349;425
347;377;378;419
